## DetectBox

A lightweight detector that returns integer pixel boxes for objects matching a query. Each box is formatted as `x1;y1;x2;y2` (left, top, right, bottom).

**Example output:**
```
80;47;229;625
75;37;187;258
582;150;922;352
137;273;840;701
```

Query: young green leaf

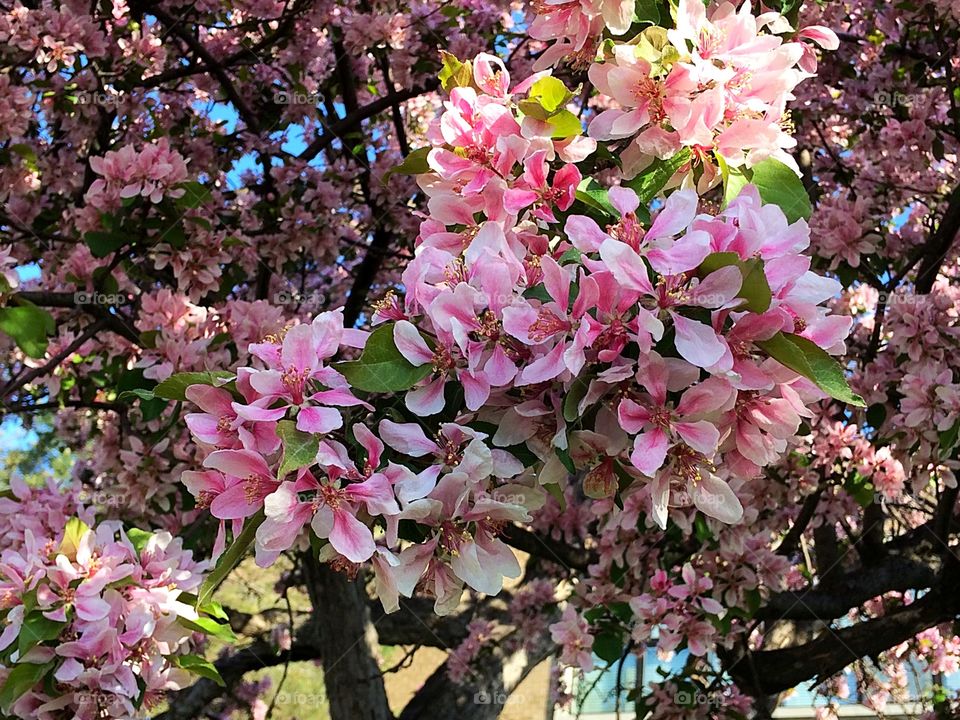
517;76;575;120
195;509;266;609
0;663;52;713
382;146;431;183
438;52;472;91
276;419;319;477
153;371;235;401
575;178;619;218
722;158;812;223
546;109;584;139
171;654;226;686
126;527;154;555
0;304;55;359
697;252;771;312
59;517;90;560
334;323;432;393
624;148;691;203
757;332;865;406
17;613;66;656
178;616;238;644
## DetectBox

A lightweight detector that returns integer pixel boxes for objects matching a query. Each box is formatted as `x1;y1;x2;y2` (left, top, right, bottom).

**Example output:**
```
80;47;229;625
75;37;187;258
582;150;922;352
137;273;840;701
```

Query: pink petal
75;595;111;621
204;448;272;479
346;473;399;516
608;186;640;215
503;188;539;214
564;215;609;253
329;509;376;563
210;482;260;520
617;398;652;434
598;239;655;293
647;189;698;240
394;320;434;365
646;230;712;275
185;385;234;416
379;420;439;456
674;420;720;455
231;402;287;422
693;475;743;524
296;406;343;434
405;377;447;416
630;428;669;476
670;312;725;368
517;343;567;385
280;324;317;373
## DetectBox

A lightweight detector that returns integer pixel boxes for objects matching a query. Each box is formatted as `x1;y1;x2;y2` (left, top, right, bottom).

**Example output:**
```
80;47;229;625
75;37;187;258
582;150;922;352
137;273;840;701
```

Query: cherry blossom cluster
578;0;839;182
85;139;190;209
0;491;210;719
4;0;958;713
176;11;853;665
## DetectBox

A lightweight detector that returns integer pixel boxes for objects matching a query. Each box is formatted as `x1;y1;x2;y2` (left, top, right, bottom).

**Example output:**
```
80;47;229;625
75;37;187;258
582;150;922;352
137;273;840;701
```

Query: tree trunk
399;626;556;720
302;556;393;720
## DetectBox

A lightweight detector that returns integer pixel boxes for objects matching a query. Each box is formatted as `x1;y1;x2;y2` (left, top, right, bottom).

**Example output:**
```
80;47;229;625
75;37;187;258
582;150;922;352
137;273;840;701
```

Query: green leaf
276;419;319;477
844;475;875;508
177;594;230;622
118;388;157;403
697;252;771;313
939;418;960;458
736;259;772;313
334;323;432;393
200;599;230;622
382;147;430;183
177;181;212;210
546;109;583;139
59;517;90;560
17;613;66;656
154;371;235;401
555;447;575;475
178;616;237;643
593;630;625;663
723;158;812;223
0;304;55;359
633;0;660;24
575;178;618;218
84;229;133;258
518;76;574;120
0;663;51;713
9;144;38;173
563;373;591;423
544;481;567;511
126;528;154;555
195;509;265;609
756;332;865;406
624;149;691;203
438;52;472;91
558;247;582;266
171;654;225;686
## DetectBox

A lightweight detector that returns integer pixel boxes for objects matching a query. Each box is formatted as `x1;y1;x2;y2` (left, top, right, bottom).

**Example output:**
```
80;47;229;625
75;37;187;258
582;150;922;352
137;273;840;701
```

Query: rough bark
302;558;393;720
398;626;556;720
